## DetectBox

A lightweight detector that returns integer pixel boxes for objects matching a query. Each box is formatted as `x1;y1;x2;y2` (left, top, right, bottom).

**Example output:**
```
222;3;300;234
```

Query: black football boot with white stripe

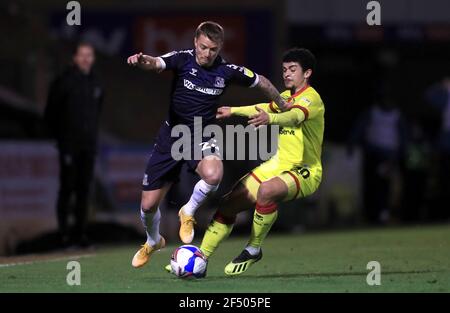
224;249;263;276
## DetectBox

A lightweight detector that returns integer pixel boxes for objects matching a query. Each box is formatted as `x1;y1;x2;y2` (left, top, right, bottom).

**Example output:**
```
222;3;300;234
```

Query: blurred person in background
401;116;432;223
348;87;407;225
44;42;104;248
424;77;450;221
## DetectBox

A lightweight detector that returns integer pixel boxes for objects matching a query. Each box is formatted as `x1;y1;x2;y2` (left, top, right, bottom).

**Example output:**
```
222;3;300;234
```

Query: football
170;245;208;278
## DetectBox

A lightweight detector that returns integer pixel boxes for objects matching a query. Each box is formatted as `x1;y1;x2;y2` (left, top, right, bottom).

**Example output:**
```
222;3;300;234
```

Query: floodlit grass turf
1;224;449;292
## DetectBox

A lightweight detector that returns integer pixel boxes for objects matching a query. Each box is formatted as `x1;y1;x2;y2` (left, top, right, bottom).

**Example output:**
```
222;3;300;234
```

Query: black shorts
142;121;220;191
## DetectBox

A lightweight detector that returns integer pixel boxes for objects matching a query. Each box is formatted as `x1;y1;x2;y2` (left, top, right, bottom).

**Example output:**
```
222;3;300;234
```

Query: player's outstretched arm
127;52;164;72
255;75;289;111
216;106;232;119
249;107;305;127
216;103;272;120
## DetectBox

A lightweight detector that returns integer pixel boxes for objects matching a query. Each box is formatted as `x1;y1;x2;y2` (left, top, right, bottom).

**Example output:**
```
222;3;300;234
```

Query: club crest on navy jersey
214;76;225;88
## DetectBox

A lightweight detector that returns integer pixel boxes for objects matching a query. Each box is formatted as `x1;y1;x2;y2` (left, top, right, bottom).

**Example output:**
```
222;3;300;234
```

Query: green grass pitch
1;224;449;292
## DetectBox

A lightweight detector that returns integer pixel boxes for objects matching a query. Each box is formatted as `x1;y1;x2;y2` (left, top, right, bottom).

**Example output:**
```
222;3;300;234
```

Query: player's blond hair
195;21;224;44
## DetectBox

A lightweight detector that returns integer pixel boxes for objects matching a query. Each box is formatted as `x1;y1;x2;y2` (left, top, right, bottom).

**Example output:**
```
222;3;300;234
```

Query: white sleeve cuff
249;73;260;88
156;57;166;71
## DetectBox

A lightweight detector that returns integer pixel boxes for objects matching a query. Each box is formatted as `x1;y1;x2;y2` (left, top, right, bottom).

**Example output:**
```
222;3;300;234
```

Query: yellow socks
200;202;278;259
247;202;278;249
200;214;234;258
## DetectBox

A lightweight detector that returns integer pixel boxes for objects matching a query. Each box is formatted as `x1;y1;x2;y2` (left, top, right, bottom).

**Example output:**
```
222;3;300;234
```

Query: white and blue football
170;245;207;278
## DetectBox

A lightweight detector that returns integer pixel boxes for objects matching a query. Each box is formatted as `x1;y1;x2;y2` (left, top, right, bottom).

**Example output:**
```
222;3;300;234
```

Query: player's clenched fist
216;106;232;119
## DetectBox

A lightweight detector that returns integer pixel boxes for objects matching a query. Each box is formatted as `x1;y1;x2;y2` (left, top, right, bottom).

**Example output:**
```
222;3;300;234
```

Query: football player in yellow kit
200;47;325;276
166;48;325;276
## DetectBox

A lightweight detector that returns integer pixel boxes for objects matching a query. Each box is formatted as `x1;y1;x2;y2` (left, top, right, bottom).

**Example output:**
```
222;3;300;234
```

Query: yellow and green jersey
231;84;325;171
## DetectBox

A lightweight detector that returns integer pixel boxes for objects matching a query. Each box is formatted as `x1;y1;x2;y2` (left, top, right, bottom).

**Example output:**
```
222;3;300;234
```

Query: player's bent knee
257;182;279;205
200;166;222;185
140;193;159;213
204;175;221;186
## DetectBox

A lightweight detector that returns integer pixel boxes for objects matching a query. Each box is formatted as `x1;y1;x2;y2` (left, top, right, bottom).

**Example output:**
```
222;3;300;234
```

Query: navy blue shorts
142;121;220;191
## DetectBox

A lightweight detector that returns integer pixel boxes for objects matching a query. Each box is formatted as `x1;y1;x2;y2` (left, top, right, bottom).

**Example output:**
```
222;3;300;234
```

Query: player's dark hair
282;48;316;75
72;41;95;56
195;21;224;44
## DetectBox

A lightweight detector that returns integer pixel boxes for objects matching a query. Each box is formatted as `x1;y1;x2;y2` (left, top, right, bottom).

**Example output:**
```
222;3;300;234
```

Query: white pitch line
0;253;95;268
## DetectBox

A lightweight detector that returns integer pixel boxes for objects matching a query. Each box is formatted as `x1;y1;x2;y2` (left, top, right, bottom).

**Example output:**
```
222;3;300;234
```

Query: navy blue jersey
157;49;259;128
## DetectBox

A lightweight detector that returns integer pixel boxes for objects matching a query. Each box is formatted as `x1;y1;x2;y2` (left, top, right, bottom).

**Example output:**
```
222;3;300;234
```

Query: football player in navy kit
127;21;288;268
